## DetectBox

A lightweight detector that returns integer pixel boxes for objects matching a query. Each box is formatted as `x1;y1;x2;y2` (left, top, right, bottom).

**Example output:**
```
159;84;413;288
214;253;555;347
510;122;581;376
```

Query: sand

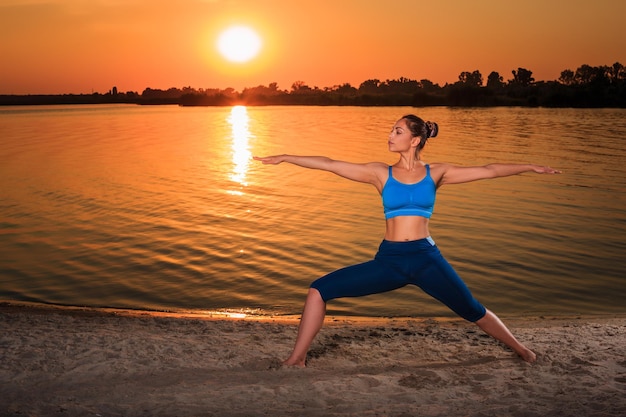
1;303;625;417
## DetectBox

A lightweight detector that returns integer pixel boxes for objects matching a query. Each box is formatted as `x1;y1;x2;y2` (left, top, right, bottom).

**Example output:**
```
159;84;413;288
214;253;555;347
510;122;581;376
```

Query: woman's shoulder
361;162;392;191
425;162;454;185
364;161;391;171
428;162;455;172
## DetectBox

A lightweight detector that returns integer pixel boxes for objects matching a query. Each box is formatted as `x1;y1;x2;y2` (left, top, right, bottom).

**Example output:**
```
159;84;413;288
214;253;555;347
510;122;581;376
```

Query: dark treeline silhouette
2;62;625;108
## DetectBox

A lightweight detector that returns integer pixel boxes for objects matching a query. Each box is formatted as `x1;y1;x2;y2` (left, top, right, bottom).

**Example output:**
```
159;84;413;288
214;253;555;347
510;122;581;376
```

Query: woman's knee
306;287;325;304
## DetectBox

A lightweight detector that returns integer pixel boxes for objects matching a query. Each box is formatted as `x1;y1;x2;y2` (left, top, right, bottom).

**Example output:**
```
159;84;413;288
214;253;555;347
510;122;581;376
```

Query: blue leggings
310;237;487;322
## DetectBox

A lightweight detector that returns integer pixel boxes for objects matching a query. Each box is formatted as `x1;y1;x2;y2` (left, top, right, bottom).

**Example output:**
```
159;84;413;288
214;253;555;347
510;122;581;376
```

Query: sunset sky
1;0;625;95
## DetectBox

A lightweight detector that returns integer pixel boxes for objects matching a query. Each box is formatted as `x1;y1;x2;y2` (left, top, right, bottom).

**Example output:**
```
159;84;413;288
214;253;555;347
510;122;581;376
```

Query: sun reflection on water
227;105;252;187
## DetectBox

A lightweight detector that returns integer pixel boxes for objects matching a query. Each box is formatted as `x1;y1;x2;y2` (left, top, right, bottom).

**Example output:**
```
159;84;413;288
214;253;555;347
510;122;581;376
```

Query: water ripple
0;105;624;317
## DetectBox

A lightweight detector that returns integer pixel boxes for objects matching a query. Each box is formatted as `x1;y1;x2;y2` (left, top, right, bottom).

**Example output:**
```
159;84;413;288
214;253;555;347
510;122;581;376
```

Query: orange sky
1;0;625;95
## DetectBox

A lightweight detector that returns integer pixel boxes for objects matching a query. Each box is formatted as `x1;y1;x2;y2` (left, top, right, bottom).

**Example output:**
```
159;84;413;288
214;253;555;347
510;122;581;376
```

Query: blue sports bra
382;165;436;219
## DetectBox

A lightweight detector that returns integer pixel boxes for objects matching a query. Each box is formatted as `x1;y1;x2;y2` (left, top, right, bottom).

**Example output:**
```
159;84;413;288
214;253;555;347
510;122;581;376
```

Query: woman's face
388;119;417;153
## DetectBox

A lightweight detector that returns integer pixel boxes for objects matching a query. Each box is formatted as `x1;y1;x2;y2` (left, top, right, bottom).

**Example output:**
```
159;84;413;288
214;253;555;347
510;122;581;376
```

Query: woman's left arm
434;163;561;186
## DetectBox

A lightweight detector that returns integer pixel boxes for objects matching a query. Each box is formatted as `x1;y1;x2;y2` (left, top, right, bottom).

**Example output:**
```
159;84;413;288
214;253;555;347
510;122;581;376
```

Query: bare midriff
384;216;431;242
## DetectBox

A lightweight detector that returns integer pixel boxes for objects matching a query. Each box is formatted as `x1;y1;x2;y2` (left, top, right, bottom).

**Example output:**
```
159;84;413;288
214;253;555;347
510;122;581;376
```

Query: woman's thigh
311;259;405;302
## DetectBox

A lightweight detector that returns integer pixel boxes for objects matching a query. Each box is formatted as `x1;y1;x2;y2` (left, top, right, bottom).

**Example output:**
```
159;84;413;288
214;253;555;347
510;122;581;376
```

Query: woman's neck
396;154;423;171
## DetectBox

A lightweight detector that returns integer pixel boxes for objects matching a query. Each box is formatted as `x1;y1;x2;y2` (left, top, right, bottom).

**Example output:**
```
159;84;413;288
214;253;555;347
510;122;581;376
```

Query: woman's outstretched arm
433;163;561;186
254;155;386;187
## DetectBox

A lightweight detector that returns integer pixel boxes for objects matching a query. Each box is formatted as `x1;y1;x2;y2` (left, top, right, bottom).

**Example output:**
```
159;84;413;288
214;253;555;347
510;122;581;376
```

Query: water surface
1;105;624;317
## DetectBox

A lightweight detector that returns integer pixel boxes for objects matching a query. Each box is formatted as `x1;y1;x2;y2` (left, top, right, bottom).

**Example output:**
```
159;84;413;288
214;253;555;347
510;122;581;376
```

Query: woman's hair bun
425;121;439;139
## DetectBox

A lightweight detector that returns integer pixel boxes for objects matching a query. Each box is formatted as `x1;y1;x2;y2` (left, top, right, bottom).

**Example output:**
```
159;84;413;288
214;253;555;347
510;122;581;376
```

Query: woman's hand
532;165;562;174
253;155;286;165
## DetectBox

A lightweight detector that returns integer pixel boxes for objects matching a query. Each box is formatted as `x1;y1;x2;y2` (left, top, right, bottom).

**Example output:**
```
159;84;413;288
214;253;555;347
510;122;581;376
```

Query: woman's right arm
253;155;386;187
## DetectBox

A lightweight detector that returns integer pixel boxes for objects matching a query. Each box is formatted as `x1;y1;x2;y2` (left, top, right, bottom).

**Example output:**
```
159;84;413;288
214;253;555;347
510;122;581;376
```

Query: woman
254;114;560;367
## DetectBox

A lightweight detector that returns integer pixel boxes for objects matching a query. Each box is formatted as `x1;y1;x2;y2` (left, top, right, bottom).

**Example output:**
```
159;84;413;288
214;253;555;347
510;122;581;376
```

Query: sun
217;26;262;63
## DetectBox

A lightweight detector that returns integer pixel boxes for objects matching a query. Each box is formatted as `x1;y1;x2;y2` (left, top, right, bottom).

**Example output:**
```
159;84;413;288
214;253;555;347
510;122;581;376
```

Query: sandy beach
1;303;625;417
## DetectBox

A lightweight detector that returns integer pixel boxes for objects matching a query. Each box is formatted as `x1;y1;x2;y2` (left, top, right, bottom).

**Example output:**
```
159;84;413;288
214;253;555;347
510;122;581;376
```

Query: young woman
254;114;560;367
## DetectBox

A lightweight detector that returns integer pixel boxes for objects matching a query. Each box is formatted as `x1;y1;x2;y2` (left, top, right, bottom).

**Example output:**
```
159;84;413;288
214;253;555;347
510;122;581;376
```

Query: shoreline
3;300;625;323
2;302;625;416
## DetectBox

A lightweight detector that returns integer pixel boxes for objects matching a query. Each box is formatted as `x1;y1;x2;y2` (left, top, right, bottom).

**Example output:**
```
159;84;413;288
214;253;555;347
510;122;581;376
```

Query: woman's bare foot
283;357;306;368
518;347;537;363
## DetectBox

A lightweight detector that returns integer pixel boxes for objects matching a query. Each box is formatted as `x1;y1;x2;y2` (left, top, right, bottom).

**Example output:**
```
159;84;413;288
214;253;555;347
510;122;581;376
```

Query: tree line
2;62;624;108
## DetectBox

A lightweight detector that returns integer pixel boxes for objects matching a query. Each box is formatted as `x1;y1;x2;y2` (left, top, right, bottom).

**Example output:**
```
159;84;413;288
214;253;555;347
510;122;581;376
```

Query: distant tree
327;83;357;95
268;82;282;92
243;83;283;97
358;79;381;94
291;81;312;93
486;71;504;89
608;62;626;83
382;77;419;95
202;88;216;96
573;64;612;87
458;70;483;87
574;65;597;84
419;79;439;92
238;83;286;104
510;68;535;86
559;69;576;85
222;87;238;98
446;71;490;106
